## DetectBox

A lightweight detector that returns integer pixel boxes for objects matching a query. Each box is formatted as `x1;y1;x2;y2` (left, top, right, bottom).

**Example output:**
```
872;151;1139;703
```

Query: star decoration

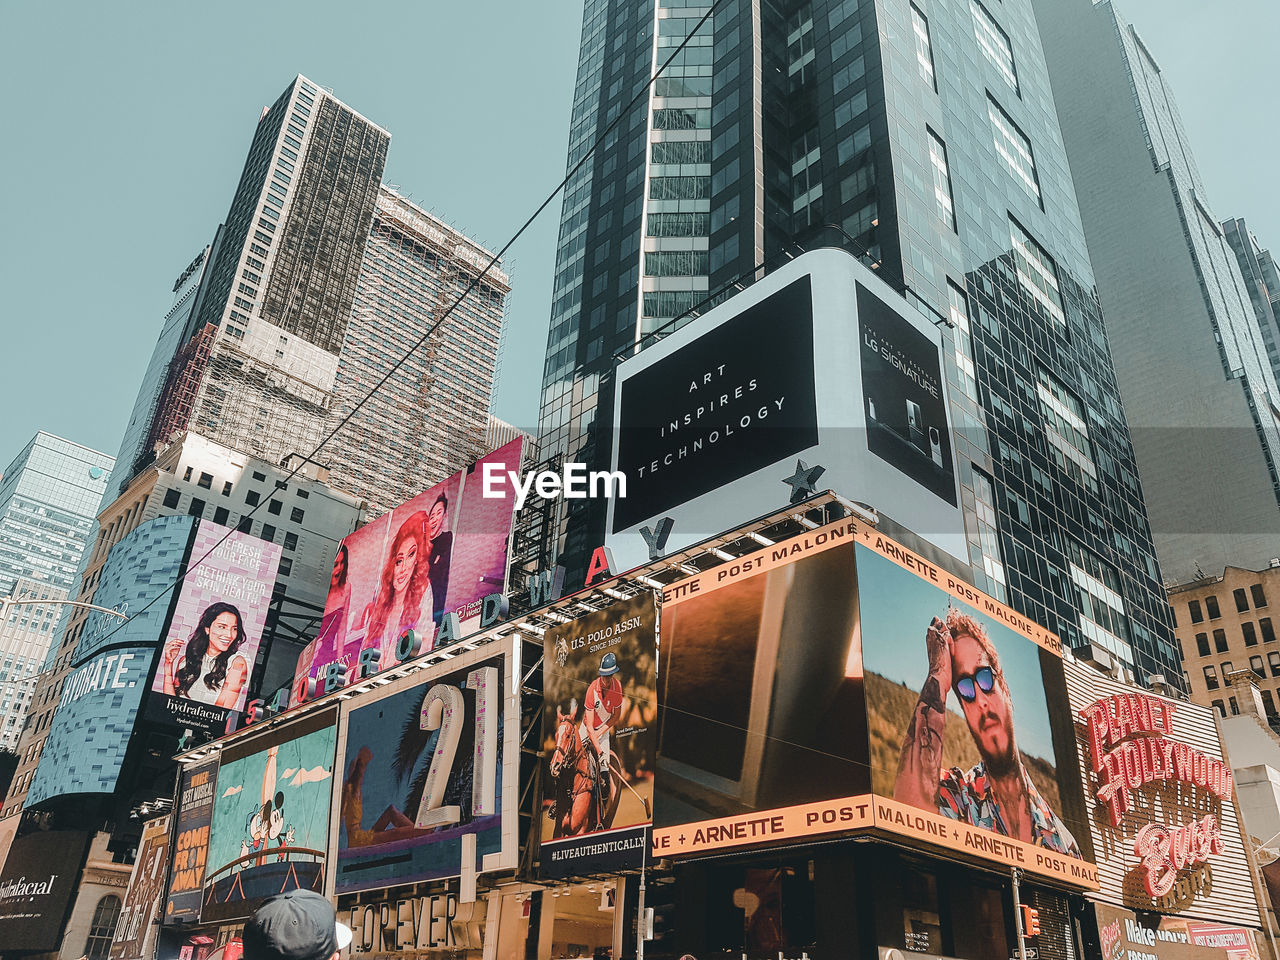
782;460;826;503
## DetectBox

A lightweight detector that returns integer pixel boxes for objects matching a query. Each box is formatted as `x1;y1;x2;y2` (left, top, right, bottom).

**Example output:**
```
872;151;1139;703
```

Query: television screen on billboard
0;830;92;952
111;815;170;960
292;439;523;702
149;519;282;733
333;639;520;894
608;248;965;570
26;645;156;804
201;709;338;922
541;594;657;878
166;760;217;923
650;517;1097;889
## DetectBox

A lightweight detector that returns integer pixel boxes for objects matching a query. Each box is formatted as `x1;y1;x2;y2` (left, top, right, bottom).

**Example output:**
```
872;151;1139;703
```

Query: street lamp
0;594;129;626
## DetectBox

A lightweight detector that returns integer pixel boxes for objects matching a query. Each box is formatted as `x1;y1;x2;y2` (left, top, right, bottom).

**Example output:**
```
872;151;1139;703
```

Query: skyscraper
539;0;1178;683
1224;218;1280;398
1033;0;1280;585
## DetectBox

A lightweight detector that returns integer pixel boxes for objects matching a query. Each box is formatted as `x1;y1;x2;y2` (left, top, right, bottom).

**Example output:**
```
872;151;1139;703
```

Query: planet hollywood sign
1079;693;1231;899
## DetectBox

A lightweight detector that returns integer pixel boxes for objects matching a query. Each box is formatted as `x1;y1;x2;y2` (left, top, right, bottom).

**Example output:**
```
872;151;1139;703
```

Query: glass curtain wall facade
538;0;1179;685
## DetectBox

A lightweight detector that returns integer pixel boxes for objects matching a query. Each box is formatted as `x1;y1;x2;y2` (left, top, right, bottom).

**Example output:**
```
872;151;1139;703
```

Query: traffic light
1020;904;1041;937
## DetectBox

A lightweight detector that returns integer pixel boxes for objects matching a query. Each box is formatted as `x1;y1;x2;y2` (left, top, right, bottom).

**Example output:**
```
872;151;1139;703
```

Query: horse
548;699;620;837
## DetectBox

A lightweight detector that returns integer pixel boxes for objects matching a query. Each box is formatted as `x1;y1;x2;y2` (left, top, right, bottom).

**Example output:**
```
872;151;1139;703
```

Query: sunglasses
954;666;995;703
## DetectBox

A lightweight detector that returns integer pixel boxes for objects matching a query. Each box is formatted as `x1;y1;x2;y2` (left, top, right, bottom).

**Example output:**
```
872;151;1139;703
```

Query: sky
0;0;1275;473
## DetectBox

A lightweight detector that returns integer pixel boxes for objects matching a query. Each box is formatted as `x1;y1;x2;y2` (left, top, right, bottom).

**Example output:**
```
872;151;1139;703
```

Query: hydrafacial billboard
201;709;338;922
292;439;523;702
150;519;282;733
609;248;965;569
541;594;658;878
334;638;520;894
0;830;91;952
650;516;1098;889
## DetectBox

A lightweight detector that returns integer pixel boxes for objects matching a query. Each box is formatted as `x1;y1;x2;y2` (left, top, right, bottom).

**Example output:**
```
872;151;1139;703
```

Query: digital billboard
150;519;282;733
165;760;218;923
650;517;1098;889
26;645;156;804
0;830;92;952
201;709;338;922
292;439;523;702
334;639;520;894
111;815;170;960
541;594;657;878
609;248;966;570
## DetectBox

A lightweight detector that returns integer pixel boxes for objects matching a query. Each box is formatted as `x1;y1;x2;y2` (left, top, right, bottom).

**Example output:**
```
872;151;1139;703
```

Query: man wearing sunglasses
893;608;1080;856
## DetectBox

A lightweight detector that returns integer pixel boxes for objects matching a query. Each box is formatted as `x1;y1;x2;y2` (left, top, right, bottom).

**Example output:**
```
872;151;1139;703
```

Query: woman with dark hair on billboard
364;511;437;663
424;492;453;624
161;601;250;708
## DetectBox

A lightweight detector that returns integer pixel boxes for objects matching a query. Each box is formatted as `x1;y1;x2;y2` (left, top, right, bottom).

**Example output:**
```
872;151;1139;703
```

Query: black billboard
613;275;819;530
0;830;92;952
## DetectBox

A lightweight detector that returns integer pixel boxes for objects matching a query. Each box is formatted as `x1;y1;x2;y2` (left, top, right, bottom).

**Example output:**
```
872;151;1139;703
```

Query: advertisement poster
608;249;967;570
0;830;92;952
111;815;171;960
166;760;218;923
150;520;282;733
293;439;523;702
335;642;517;894
201;710;338;922
26;645;156;804
649;517;1097;889
541;594;658;878
859;283;956;505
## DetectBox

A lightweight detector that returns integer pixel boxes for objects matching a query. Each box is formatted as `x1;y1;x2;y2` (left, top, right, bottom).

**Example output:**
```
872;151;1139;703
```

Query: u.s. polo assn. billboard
607;248;966;568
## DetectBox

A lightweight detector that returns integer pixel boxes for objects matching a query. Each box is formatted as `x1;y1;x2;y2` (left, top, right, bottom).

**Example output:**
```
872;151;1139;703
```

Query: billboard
541;594;658;877
608;248;965;570
0;830;92;952
26;645;156;804
165;760;218;923
111;816;171;960
150;520;282;732
333;639;520;894
292;439;523;701
201;709;338;922
650;517;1098;889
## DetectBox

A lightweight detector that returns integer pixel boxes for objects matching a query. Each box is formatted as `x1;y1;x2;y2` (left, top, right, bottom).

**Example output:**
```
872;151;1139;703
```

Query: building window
252;471;267;481
188;498;206;518
1039;374;1098;489
910;4;936;91
1204;665;1219;690
268;499;283;516
970;0;1018;93
971;470;1006;600
261;525;276;543
1206;595;1221;619
1264;690;1277;716
296;488;310;499
927;129;956;232
197;472;213;489
237;517;252;534
162;489;181;509
1253;583;1268;608
283;533;298;551
1010;219;1064;327
222;481;233;496
1264;618;1278;643
1230;697;1240;715
1252;655;1266;677
1221;661;1234;683
290;507;305;523
1189;599;1204;623
245;490;260;507
1211;699;1225;717
1244;622;1259;646
989;98;1040;204
84;895;122;960
1213;629;1228;653
279;556;293;577
1195;633;1210;656
644;251;710;276
1231;589;1249;614
1271;652;1280;677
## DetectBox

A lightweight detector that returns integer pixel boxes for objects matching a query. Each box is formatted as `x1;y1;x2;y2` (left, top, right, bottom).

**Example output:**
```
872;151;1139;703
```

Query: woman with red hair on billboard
364;511;437;665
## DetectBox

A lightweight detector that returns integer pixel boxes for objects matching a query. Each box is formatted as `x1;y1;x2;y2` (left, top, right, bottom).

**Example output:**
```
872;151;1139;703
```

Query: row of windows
1186;584;1269;623
1203;652;1280;690
1190;617;1278;657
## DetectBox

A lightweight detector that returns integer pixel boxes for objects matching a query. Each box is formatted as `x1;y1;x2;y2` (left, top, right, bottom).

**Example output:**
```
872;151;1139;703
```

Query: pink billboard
292;438;523;701
151;519;282;731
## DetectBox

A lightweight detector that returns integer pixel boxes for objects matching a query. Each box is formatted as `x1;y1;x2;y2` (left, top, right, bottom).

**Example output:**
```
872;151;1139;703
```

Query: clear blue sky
0;0;1275;472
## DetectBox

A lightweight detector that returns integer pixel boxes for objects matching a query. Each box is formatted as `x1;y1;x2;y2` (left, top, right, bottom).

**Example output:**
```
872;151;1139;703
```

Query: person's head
243;890;351;960
175;602;246;696
386;514;426;595
426;493;448;540
946;608;1018;775
330;544;349;590
599;653;620;678
369;513;430;640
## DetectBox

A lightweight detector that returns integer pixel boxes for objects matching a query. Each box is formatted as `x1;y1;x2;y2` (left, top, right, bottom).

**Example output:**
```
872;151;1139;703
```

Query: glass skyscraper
538;0;1179;685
